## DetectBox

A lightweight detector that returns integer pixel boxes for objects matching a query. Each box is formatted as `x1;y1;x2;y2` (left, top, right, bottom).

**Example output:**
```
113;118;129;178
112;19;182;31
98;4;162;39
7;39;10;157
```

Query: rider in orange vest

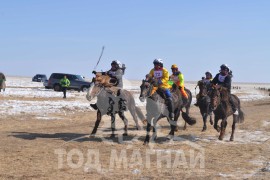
169;64;188;101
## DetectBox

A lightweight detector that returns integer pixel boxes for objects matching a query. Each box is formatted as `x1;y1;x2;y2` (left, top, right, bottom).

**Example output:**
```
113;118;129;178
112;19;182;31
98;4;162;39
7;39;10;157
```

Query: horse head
86;78;104;102
197;80;209;97
210;85;230;110
139;75;154;102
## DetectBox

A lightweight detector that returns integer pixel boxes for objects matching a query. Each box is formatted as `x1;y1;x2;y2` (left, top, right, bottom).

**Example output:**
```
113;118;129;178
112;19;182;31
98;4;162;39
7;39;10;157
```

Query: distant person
211;64;238;115
0;72;6;92
60;75;70;98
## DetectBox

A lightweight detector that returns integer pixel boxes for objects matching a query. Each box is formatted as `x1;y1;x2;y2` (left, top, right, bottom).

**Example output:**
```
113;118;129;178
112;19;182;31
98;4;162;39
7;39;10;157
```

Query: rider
194;71;213;106
169;64;188;101
91;60;126;110
92;60;125;88
211;64;238;115
148;58;174;119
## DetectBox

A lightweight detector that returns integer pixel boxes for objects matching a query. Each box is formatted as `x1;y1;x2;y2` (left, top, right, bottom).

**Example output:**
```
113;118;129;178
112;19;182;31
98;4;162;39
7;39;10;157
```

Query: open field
0;76;269;179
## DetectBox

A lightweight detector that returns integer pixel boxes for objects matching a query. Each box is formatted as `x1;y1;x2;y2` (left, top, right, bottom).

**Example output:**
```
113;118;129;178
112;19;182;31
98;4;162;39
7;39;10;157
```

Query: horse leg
152;119;158;141
230;116;236;141
167;118;177;140
209;112;213;125
174;110;180;132
90;110;102;136
143;118;152;145
202;113;207;132
183;122;187;130
219;118;227;141
110;114;116;138
118;111;128;136
214;116;221;133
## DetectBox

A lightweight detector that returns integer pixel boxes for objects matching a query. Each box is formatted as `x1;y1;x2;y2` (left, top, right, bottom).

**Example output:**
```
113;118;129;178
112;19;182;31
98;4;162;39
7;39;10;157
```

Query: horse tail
181;110;196;125
186;88;192;107
235;96;245;123
237;108;245;123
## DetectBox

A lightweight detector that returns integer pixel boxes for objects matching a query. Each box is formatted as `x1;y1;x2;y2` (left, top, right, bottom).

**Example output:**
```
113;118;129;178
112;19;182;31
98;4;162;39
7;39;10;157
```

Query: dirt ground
0;95;270;179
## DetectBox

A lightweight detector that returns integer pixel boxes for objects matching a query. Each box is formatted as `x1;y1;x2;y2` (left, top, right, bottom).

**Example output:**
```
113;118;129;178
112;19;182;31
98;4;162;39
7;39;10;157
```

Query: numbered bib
218;74;226;83
154;70;163;78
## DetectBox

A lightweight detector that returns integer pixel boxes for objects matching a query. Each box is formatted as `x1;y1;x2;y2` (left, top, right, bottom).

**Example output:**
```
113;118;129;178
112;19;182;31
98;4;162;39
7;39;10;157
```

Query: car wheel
81;86;88;92
54;84;61;91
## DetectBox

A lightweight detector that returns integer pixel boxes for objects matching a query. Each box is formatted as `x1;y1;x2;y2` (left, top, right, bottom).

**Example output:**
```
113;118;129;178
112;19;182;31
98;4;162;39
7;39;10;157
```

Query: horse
86;74;146;138
210;86;244;141
196;80;213;132
139;77;196;145
0;72;6;92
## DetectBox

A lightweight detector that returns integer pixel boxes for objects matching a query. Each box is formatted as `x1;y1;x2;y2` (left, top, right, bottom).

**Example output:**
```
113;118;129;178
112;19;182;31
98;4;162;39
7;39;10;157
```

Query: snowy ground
1;76;270;116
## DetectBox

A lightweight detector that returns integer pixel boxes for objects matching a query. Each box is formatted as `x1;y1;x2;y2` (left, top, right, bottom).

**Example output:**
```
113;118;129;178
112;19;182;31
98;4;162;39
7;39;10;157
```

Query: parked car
46;73;91;92
43;80;49;89
32;74;47;82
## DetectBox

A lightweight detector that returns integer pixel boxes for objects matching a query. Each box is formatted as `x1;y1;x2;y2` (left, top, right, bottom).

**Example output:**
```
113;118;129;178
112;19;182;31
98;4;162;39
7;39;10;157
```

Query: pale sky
0;0;270;83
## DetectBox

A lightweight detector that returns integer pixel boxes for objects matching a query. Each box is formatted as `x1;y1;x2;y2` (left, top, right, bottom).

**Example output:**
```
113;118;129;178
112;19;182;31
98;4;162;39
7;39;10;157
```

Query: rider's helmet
220;64;230;71
205;71;212;79
153;58;163;67
111;60;122;69
171;64;178;70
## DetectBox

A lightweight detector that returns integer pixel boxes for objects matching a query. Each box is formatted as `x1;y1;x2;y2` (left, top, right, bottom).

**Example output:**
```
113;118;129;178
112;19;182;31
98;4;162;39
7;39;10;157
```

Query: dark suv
32;74;47;82
46;73;91;92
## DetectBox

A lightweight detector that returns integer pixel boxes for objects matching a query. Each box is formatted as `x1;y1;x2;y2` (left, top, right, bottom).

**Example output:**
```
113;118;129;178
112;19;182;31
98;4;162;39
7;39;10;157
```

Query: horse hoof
218;136;223;141
230;137;234;141
143;141;149;145
202;128;206;132
123;133;128;136
142;119;147;125
166;135;174;140
174;126;179;132
89;134;96;138
183;127;187;131
210;121;213;125
110;134;116;138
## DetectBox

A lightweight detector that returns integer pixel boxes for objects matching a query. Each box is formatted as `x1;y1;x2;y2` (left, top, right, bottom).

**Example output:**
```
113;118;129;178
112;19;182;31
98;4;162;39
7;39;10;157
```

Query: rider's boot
90;103;98;110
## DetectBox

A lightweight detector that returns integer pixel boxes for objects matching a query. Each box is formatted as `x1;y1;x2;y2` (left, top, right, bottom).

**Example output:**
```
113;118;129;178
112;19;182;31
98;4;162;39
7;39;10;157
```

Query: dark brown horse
86;75;146;138
210;86;244;141
139;78;196;145
196;80;213;131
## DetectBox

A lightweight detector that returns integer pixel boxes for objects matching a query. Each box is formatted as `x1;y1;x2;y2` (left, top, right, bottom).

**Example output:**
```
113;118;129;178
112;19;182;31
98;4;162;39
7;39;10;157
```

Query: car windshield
75;75;85;81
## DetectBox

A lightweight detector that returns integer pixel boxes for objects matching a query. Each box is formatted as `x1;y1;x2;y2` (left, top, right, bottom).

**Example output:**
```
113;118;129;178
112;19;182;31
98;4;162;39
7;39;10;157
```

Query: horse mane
218;87;230;101
95;73;117;87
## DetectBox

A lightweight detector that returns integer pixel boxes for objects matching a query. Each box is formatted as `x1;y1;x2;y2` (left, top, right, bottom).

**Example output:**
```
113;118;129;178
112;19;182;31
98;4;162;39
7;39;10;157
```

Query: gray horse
86;75;146;138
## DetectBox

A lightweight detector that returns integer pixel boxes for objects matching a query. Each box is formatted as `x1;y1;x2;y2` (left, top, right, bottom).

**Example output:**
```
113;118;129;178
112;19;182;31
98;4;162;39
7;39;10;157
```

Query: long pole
93;46;105;71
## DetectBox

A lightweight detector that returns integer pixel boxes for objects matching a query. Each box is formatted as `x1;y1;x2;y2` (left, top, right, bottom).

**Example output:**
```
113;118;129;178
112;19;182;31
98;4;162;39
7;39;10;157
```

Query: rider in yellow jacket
148;59;174;119
169;64;188;100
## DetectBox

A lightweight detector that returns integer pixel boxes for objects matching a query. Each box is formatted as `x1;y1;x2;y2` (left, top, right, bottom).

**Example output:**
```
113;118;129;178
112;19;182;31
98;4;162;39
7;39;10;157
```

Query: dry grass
0;96;270;179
